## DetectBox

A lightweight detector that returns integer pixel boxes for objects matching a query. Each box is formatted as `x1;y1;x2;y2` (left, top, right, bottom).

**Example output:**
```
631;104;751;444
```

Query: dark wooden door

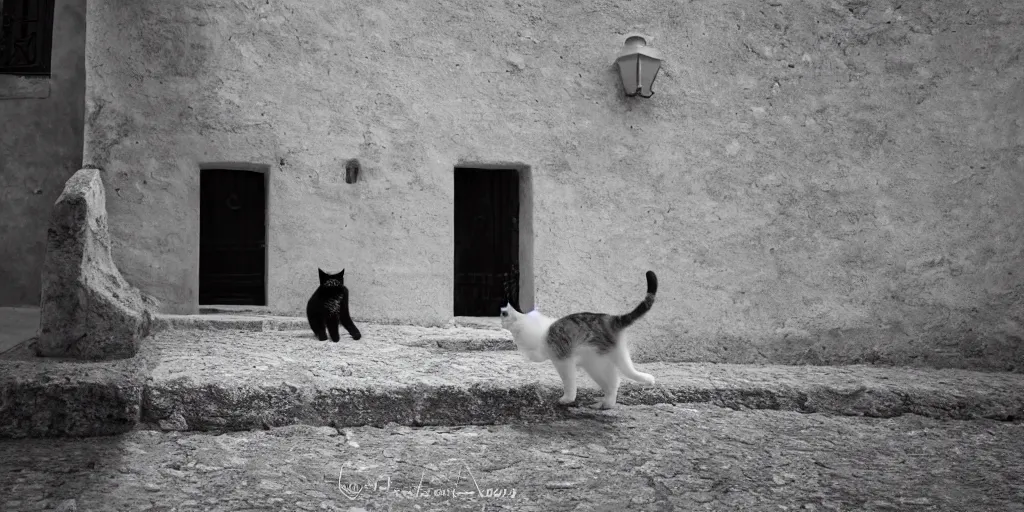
199;169;267;305
454;168;519;316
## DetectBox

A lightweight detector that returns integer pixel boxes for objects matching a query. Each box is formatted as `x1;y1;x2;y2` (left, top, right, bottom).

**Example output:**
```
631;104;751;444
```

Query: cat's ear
504;303;519;317
340;269;345;277
318;268;327;283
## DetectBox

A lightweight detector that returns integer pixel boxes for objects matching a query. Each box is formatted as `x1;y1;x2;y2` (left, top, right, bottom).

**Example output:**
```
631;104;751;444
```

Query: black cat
306;268;361;342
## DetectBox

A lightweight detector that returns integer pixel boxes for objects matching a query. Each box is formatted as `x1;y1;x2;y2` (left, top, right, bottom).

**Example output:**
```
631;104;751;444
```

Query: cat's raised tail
611;271;658;330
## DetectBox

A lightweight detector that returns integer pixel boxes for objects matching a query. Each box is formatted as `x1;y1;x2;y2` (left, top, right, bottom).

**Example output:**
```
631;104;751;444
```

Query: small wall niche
345;159;360;184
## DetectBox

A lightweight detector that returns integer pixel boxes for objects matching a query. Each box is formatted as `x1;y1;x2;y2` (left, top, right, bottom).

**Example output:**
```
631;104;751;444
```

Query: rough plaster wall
0;0;86;306
85;0;1024;370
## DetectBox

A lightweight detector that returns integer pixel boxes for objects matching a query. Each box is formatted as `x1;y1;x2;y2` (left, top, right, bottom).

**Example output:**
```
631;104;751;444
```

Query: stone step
3;326;1023;438
152;314;513;351
0;340;153;438
3;405;1023;511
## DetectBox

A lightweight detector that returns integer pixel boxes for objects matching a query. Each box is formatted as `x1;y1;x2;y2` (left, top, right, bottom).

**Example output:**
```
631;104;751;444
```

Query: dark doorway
199;168;267;305
454;167;520;316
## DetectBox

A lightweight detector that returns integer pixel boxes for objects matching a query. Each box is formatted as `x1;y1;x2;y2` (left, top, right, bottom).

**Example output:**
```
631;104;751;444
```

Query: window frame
0;0;56;76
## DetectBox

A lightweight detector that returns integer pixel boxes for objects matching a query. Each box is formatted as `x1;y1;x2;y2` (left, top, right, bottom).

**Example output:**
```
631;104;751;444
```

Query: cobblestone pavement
2;404;1022;512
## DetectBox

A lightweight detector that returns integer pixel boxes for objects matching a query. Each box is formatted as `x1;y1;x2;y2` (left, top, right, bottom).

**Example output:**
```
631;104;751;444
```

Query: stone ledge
0;341;156;438
0;74;50;99
4;325;1023;438
141;329;1024;432
152;314;514;351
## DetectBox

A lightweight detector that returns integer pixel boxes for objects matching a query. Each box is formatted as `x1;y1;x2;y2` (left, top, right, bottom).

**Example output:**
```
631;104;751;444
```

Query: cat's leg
325;314;342;343
307;307;329;341
339;302;362;340
552;357;578;405
581;355;621;410
609;339;655;385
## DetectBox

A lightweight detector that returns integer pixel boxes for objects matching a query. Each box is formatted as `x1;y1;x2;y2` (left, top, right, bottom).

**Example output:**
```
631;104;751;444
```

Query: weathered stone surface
54;499;78;512
4;315;1024;440
84;0;1024;372
141;328;1024;433
151;314;268;333
37;168;155;360
152;314;514;351
0;0;86;309
2;406;1023;511
0;340;152;438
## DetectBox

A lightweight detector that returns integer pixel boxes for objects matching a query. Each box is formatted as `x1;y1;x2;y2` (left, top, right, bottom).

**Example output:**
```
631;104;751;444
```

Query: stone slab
5;317;1023;439
0;340;156;438
153;314;514;351
2;405;1023;511
142;328;1024;433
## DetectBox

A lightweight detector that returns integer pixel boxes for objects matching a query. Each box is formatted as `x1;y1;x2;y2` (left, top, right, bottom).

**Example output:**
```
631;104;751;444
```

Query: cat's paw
590;400;615;410
351;332;362;340
557;394;577;405
635;373;656;385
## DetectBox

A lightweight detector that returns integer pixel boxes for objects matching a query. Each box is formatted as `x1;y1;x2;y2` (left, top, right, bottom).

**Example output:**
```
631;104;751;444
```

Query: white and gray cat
499;271;658;409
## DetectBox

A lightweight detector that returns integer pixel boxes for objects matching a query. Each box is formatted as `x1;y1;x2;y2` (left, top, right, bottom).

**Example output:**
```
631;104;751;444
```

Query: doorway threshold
450;316;502;330
198;305;275;316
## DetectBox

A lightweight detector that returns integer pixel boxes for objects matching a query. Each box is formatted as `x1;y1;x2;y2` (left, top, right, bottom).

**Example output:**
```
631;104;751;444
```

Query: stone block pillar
37;168;155;360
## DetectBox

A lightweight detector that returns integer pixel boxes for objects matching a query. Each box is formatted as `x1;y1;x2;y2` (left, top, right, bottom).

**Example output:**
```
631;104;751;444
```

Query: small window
0;0;55;76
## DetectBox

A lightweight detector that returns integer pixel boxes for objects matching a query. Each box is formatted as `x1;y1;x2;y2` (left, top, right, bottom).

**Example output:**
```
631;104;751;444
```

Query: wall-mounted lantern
615;35;664;98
